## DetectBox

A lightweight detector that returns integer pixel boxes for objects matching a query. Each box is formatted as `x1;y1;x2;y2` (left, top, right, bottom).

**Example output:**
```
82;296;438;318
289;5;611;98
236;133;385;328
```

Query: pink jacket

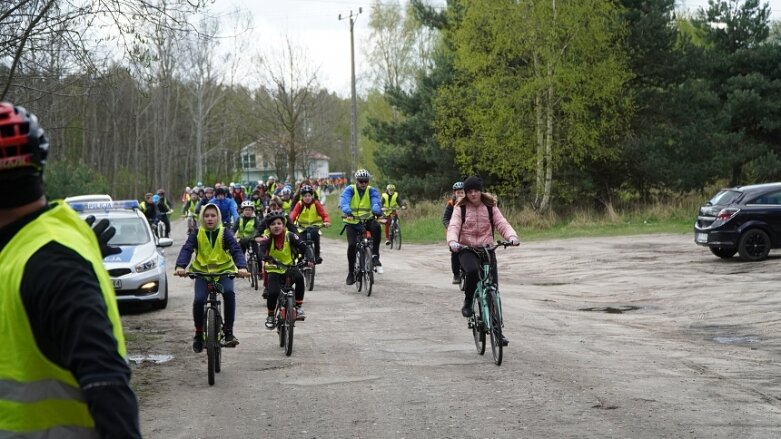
447;201;518;246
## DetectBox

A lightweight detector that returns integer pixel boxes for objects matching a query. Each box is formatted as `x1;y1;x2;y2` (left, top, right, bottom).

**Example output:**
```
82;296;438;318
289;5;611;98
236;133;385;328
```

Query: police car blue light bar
68;200;140;212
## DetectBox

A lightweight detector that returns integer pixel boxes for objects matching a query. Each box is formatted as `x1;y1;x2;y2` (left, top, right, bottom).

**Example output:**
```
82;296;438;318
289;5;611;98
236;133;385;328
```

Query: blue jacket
175;226;247;269
208;197;239;224
339;185;383;217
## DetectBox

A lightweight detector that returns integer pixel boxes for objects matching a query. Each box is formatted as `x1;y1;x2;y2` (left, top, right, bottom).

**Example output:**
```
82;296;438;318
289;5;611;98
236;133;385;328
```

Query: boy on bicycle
289;184;331;264
258;212;315;329
381;184;404;245
233;201;260;258
447;176;519;346
174;203;249;352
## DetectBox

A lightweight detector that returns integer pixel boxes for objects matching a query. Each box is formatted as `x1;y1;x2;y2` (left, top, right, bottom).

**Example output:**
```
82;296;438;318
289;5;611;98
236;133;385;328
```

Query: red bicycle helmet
0;103;48;177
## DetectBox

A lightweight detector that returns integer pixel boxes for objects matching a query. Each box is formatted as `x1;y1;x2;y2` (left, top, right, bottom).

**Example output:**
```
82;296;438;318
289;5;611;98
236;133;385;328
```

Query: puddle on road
128;354;174;364
578;306;641;314
713;335;760;345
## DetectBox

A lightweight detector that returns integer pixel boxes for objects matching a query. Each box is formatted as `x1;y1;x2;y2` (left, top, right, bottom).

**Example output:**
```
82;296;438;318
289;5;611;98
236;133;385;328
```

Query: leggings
458;250;498;302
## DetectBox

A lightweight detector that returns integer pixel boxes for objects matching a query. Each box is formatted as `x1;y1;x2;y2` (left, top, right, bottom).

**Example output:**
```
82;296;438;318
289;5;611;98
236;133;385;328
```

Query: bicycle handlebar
185;271;237;280
263;257;309;271
455;240;519;252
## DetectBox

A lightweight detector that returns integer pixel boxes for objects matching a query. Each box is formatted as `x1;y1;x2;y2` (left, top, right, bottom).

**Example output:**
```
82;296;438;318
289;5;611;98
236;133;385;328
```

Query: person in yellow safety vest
258;211;314;329
174;203;249;353
232;201;260;258
0;102;142;438
289;184;331;264
381;183;404;245
339;169;384;284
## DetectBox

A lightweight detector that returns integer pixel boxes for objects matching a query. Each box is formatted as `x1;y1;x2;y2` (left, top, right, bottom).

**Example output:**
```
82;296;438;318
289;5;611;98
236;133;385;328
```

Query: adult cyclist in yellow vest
0;102;141;438
289;184;331;264
381;184;404;245
174;203;249;353
339;169;384;284
258;211;315;328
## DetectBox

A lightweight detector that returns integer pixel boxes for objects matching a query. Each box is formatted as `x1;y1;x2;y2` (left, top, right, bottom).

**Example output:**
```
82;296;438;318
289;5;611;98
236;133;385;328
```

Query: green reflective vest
264;234;294;274
0;202;125;438
295;202;321;226
236;217;256;239
190;227;237;273
343;185;374;224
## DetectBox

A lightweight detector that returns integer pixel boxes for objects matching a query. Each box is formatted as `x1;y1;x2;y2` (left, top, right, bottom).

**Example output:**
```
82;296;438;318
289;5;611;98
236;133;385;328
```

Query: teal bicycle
459;241;515;366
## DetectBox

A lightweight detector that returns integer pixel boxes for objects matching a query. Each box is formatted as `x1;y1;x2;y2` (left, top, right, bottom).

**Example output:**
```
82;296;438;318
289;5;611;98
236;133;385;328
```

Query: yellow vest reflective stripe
264;234;294;274
382;192;399;209
237;218;256;239
344;185;373;224
296;202;321;226
190;227;237;273
0;202;124;437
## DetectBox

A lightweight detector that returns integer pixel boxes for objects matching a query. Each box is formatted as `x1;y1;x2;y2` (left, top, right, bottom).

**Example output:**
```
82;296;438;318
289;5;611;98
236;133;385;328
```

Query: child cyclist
442;181;465;284
174;203;249;352
289;184;331;264
258;212;315;329
233;201;260;258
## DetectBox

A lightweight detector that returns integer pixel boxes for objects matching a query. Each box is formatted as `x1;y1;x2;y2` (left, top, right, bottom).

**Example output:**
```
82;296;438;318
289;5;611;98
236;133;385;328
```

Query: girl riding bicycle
289;184;331;264
174;203;248;353
447;176;519;345
258;212;314;329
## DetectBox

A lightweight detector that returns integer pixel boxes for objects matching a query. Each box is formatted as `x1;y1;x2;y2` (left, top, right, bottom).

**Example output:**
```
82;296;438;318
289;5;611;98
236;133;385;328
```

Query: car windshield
708;190;742;205
108;217;151;246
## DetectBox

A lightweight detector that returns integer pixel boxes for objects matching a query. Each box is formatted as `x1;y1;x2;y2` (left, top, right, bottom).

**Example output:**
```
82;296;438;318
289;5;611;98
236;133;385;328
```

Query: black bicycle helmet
215;187;228;196
452;181;464;190
300;184;314;195
265;211;286;224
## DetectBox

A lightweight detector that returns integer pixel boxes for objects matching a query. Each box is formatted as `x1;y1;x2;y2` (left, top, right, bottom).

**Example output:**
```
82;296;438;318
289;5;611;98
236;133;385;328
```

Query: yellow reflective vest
295;202;322;226
382;192;399;209
264;234;295;274
343;184;374;224
190;227;237;273
0;202;125;438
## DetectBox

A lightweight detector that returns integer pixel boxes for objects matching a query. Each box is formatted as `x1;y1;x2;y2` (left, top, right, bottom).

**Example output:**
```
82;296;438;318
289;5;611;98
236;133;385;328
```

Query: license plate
696;233;708;243
112;279;122;289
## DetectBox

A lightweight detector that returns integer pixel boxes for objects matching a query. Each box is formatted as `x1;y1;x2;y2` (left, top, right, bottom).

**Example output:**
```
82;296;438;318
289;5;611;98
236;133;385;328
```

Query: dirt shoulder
124;223;781;438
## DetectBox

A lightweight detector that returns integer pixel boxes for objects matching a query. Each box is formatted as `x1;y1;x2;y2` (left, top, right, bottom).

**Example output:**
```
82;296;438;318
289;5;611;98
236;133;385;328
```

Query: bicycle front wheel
393;221;402;250
354;249;363;292
472;293;486;355
205;307;218;385
249;256;258;290
305;265;315;291
215;313;222;373
486;288;503;365
284;296;295;356
363;247;373;297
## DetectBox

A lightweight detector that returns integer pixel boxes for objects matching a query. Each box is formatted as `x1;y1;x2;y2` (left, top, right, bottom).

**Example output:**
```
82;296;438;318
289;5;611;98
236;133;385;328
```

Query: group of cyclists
139;189;174;237
173;169;519;352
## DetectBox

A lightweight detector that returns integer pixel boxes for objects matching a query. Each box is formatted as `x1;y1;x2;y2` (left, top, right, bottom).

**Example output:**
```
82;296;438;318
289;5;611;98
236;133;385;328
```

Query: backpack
461;203;495;237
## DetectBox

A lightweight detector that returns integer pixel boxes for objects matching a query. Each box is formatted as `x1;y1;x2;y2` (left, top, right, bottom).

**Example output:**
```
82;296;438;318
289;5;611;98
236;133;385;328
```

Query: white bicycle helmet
354;169;371;180
240;201;255;210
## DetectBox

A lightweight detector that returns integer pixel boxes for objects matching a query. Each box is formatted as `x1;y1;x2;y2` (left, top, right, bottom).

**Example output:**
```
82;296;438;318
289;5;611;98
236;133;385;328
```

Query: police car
67;199;172;309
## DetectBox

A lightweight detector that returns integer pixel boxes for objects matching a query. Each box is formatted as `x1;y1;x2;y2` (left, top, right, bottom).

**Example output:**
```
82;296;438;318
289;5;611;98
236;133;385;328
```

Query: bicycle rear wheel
205;307;217;385
486;288;503;365
393;221;402;250
363;247;373;296
472;294;486;355
284;296;295;356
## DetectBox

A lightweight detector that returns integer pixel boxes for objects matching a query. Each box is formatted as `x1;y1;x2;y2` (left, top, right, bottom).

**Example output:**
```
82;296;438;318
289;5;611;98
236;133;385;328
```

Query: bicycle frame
186;271;235;384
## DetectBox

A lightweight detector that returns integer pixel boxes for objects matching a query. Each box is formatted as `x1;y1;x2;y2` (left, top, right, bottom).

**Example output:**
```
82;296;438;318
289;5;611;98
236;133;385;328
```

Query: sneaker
265;315;275;330
295;306;306;321
262;287;268;299
192;333;204;353
346;272;355;285
500;335;509;346
461;300;474;318
223;332;239;347
375;265;384;274
315;256;323;265
385;240;391;246
452;275;460;284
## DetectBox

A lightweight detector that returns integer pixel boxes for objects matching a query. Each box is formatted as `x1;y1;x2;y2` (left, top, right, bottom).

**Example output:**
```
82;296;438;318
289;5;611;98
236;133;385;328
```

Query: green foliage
44;160;110;200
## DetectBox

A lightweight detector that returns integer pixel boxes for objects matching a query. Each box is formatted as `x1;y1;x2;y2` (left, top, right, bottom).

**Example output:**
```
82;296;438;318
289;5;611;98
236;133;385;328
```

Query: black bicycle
265;258;307;356
349;218;376;296
244;242;260;291
458;241;515;366
382;207;404;250
186;271;236;385
296;223;324;291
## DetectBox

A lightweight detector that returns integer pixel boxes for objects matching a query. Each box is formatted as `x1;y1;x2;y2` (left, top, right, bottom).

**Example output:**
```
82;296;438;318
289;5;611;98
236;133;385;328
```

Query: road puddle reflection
578;305;641;314
128;354;174;364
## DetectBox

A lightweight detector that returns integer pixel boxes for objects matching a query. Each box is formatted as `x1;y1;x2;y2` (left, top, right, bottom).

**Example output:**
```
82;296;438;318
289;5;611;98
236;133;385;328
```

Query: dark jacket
442;198;456;228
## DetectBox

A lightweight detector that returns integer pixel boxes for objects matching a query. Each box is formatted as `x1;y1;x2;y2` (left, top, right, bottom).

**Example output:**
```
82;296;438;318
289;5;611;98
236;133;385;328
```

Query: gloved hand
509;238;520;246
449;242;460;252
85;215;122;258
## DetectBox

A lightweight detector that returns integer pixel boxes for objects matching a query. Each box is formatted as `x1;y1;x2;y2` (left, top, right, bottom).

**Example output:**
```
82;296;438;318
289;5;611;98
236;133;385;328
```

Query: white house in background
239;141;330;184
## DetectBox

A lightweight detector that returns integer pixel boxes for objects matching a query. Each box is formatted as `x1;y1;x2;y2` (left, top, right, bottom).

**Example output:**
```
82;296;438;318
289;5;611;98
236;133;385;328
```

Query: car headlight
135;258;157;273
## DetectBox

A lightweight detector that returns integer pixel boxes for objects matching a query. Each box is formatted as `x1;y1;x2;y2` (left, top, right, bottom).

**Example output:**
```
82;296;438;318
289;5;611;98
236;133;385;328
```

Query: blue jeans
192;276;235;332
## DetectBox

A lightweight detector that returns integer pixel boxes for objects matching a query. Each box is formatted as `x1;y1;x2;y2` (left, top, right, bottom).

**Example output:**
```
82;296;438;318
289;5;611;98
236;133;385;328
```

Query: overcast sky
212;0;780;97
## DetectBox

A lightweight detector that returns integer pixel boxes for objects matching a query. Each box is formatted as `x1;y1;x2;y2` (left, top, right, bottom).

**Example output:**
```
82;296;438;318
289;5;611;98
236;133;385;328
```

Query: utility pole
338;7;362;179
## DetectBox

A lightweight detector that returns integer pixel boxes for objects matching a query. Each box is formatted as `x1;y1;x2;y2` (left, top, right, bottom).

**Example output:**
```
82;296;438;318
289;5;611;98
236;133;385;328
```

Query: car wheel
709;246;737;259
153;276;169;310
737;229;771;261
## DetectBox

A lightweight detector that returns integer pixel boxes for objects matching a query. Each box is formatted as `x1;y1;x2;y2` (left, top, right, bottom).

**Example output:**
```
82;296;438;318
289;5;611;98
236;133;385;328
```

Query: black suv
694;182;781;261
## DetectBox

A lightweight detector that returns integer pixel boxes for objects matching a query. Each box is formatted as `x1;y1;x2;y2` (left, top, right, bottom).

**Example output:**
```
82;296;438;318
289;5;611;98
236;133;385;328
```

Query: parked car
694;182;781;261
67;199;172;309
63;194;113;204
